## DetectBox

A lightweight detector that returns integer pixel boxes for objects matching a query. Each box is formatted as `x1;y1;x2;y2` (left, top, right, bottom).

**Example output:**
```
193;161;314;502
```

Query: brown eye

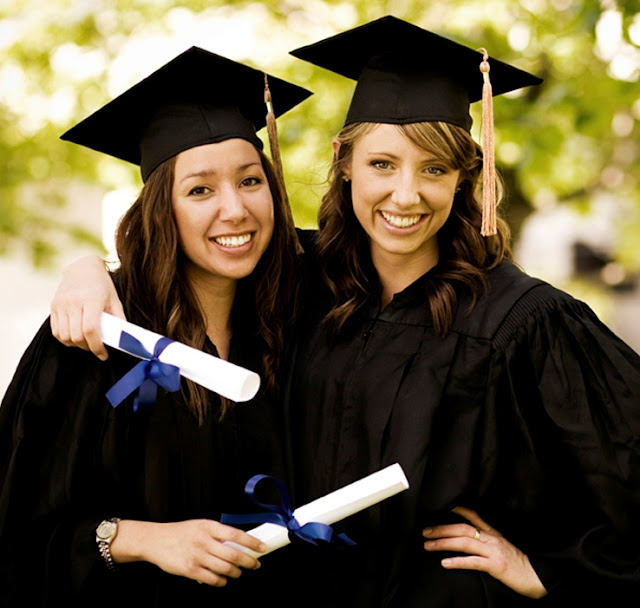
241;176;262;187
188;186;209;196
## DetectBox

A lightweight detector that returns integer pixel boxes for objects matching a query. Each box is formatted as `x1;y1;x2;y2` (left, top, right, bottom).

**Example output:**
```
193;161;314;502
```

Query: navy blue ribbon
221;474;355;547
105;332;180;413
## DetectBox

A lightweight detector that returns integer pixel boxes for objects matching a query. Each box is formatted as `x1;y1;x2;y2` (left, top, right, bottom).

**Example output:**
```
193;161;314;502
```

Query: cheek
256;194;275;242
350;182;374;219
172;203;203;249
430;182;458;211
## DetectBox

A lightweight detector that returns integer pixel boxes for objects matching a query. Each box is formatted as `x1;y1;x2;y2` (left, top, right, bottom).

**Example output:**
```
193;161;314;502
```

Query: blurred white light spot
601;262;626;286
550;0;573;9
102;188;138;262
533;188;557;211
612;112;635;137
508;23;531;51
600;165;625;188
596;10;623;60
498;141;522;164
609;51;640;81
48;87;77;126
0;62;26;107
520;0;547;13
51;44;107;82
0;19;19;50
629;14;640;46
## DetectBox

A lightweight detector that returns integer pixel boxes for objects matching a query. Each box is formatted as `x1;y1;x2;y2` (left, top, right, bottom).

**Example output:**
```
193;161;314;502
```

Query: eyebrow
366;151;445;164
178;161;262;183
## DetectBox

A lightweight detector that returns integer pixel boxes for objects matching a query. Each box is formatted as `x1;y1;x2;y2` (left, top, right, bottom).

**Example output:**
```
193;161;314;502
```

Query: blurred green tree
1;0;639;273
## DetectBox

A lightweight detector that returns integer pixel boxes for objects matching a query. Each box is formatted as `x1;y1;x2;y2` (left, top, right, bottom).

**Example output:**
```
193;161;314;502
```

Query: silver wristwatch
96;518;121;572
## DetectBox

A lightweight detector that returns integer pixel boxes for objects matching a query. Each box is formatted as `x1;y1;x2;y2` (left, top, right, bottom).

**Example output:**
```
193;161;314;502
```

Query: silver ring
473;529;481;541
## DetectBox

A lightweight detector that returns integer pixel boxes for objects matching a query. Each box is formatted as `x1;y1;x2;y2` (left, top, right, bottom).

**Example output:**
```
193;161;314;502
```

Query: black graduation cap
290;15;542;131
61;46;312;181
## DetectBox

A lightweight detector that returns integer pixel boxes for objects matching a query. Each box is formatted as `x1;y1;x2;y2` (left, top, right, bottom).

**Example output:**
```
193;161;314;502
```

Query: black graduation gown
284;236;640;607
0;318;285;607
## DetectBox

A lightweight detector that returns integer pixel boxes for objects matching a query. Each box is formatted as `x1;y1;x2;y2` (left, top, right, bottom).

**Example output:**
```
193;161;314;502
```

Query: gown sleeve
0;318;130;605
484;283;640;601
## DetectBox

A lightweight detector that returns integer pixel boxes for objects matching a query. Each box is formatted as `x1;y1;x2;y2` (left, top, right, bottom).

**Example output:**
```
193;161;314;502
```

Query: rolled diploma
229;463;409;557
99;312;260;402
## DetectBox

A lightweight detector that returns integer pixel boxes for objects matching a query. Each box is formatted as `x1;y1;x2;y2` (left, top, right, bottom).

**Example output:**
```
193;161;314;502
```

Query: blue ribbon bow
221;474;356;548
105;332;181;413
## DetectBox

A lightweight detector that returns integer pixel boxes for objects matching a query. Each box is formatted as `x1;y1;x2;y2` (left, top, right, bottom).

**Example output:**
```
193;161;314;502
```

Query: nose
390;171;420;207
218;185;249;223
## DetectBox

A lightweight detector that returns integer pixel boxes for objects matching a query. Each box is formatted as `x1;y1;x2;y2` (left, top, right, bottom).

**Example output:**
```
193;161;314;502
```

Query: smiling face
345;123;460;275
171;138;274;289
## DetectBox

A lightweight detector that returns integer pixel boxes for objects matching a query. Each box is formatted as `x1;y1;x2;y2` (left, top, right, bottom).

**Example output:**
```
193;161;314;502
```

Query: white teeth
380;211;422;228
214;234;252;247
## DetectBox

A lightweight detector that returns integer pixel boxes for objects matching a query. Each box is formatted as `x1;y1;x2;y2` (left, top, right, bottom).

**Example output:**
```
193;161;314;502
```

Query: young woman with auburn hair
282;16;640;607
316;120;509;337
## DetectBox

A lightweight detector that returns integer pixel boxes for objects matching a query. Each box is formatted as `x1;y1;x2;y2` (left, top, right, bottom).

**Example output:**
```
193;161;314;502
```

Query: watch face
96;520;117;541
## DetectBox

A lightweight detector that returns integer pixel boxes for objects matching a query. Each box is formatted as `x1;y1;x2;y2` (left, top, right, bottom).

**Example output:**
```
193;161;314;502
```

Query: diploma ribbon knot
105;332;180;413
221;474;355;547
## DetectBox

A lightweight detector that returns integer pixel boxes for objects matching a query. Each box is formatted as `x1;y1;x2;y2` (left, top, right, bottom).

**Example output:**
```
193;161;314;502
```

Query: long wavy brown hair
113;147;299;422
317;121;511;337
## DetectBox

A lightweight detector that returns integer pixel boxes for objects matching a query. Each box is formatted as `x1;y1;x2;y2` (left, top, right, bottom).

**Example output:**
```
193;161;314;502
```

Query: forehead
353;124;432;156
174;138;262;176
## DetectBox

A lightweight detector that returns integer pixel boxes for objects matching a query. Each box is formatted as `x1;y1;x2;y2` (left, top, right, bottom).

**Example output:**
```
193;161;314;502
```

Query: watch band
96;517;121;572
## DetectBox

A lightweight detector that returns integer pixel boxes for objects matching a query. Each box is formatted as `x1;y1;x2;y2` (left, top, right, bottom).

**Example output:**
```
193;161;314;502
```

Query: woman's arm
111;519;266;587
50;255;125;360
423;507;547;599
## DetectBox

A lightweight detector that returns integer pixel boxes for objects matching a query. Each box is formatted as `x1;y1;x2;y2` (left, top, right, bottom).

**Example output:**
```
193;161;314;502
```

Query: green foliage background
2;0;639;272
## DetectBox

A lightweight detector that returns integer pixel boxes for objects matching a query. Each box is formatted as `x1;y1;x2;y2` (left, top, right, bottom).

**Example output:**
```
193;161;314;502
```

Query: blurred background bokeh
2;0;640;399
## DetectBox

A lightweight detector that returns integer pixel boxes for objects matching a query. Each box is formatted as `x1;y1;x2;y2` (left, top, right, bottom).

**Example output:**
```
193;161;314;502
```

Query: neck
186;269;236;361
372;246;439;308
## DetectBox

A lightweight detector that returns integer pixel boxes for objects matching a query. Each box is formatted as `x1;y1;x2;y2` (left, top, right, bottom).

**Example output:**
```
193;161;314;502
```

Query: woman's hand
423;506;547;599
50;255;125;360
111;519;267;587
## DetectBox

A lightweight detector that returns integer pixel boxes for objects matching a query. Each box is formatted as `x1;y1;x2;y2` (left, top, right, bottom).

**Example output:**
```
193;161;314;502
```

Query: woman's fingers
117;519;265;586
421;508;547;599
50;255;122;359
451;505;494;533
423;522;491;543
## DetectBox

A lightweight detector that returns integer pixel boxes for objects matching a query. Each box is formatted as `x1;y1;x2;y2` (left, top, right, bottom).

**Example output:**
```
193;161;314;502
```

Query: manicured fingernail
423;528;432;535
442;559;452;567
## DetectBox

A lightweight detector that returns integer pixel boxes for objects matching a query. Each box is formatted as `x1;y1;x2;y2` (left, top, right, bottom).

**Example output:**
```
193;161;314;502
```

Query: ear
333;137;351;180
331;137;341;156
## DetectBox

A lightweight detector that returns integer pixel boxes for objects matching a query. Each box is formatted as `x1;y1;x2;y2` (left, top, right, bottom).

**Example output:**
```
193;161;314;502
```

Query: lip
378;210;427;232
209;231;256;253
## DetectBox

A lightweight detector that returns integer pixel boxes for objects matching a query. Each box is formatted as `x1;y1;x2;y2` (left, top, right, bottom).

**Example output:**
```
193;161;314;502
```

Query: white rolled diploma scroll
228;463;410;558
99;312;261;402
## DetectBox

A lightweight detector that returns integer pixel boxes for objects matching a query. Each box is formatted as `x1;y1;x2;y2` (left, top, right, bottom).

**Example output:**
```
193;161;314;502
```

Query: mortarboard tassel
478;49;496;237
264;74;303;253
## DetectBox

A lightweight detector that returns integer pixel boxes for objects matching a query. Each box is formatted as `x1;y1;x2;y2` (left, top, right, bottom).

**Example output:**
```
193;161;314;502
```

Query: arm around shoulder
50;255;125;359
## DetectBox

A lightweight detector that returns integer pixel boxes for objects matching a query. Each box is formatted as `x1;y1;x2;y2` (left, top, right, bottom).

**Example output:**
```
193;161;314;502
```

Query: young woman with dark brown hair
0;47;310;606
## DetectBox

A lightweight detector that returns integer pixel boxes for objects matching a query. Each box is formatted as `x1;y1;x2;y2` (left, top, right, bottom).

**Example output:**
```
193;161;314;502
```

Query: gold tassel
478;48;496;237
264;74;302;253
